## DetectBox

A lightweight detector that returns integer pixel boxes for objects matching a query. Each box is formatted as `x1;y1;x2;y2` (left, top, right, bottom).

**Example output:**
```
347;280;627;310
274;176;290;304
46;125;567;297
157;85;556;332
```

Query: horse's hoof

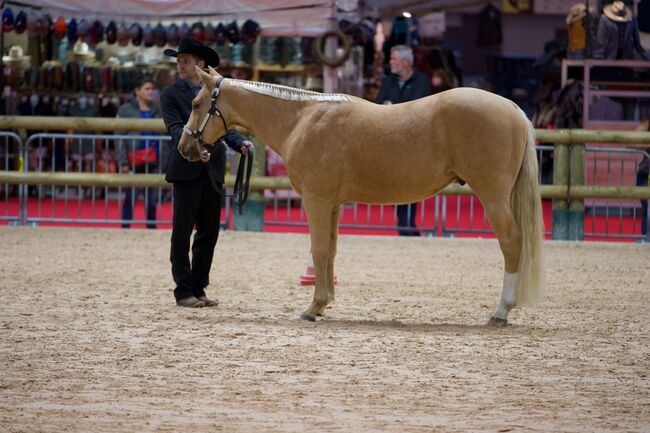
298;314;316;322
487;316;508;326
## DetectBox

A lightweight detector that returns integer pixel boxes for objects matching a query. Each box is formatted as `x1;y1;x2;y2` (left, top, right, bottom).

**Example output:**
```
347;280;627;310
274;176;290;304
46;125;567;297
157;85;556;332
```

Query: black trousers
170;170;222;301
396;203;419;236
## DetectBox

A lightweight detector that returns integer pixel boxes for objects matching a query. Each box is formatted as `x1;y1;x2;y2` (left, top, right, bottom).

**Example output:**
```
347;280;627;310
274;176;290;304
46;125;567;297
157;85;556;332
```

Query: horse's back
289;88;529;204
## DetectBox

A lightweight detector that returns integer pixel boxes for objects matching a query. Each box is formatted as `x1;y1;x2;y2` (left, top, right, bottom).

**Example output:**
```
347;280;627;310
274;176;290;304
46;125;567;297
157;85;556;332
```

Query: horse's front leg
299;196;334;321
316;205;340;317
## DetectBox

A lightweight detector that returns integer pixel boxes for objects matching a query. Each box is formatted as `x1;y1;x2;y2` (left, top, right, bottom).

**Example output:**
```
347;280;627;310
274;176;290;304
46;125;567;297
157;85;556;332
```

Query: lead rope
206;146;254;215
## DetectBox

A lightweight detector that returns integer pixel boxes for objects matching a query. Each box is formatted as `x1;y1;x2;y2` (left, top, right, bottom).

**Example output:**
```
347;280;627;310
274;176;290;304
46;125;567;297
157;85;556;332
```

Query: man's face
389;51;406;75
176;53;199;81
135;82;154;104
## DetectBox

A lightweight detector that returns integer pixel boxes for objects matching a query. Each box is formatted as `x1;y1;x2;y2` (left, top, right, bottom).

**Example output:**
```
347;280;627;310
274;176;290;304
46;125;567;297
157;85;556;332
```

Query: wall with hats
0;4;284;115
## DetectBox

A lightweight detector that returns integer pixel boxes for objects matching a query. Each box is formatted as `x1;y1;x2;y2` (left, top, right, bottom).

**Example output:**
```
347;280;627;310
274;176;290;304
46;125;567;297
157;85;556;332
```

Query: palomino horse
180;66;544;325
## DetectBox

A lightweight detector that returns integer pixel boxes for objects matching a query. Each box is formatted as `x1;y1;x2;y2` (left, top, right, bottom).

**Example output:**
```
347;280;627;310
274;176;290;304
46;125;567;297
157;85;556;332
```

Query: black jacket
375;71;431;105
160;79;245;183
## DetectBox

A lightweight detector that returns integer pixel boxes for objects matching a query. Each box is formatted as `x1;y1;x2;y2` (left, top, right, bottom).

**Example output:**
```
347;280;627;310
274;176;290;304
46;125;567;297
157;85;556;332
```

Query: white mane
228;79;351;102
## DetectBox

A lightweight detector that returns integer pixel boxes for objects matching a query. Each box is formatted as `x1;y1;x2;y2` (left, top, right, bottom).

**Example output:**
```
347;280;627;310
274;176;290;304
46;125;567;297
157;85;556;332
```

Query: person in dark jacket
160;37;252;308
116;75;161;229
375;44;431;236
594;1;649;61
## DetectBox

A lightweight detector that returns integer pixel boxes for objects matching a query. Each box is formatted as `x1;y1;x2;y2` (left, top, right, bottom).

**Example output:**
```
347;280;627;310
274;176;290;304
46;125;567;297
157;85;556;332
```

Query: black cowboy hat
14;10;26;34
67;18;78;42
166;23;180;46
214;22;227;45
225;20;239;44
153;22;166;47
142;23;154;47
163;36;220;67
129;22;142;46
241;19;261;44
105;20;117;44
116;22;129;46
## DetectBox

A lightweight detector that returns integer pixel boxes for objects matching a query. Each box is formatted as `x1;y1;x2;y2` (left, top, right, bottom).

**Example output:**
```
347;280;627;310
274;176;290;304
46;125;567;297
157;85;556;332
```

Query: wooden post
552;144;569;240
232;137;266;232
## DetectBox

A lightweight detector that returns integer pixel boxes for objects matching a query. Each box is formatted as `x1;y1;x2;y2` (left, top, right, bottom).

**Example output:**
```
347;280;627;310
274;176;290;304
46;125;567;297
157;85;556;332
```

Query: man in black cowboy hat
160;37;253;308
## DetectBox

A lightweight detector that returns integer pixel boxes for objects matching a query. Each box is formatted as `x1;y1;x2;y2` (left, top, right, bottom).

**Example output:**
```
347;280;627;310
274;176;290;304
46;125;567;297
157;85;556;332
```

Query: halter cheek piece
182;76;228;150
182;76;254;215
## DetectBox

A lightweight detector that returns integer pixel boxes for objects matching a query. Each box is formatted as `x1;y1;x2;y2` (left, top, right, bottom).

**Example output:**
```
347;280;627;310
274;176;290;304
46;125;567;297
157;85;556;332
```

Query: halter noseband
182;76;228;149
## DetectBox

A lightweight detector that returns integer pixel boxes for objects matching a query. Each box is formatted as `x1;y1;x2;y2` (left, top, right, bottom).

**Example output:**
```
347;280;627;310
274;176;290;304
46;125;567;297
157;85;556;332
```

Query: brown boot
197;295;218;307
176;296;206;308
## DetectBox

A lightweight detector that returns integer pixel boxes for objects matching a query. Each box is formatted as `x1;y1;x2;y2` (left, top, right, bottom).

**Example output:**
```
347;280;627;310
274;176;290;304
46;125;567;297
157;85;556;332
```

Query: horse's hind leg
299;196;336;321
482;198;522;326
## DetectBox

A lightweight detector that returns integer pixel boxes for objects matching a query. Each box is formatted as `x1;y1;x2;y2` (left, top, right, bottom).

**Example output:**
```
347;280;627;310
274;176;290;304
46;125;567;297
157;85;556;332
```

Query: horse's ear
196;66;216;88
207;66;219;76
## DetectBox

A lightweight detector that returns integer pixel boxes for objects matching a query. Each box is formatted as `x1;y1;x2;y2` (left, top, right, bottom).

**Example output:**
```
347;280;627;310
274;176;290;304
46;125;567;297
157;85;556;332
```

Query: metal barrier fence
0;132;22;225
4;132;235;228
1;130;649;242
437;145;556;238
264;196;442;235
584;147;650;241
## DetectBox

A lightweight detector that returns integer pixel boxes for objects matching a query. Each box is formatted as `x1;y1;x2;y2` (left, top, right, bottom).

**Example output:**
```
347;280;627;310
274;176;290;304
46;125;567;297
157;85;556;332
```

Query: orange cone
299;255;337;286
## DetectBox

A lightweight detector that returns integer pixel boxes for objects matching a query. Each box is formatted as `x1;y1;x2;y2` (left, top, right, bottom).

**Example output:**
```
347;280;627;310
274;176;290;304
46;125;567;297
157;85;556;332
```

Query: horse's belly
345;171;454;205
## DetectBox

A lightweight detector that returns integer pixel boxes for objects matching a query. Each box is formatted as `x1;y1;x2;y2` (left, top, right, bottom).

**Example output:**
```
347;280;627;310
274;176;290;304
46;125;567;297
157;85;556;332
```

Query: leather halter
182;75;228;149
181;75;253;215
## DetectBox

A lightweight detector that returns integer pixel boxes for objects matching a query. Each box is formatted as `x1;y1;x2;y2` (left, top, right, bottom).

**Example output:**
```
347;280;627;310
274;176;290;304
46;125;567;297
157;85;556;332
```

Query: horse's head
178;66;228;161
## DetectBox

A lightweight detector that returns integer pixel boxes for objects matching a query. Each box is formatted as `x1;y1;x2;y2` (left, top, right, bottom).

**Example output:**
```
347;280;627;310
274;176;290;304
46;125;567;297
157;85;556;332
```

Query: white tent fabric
24;1;335;35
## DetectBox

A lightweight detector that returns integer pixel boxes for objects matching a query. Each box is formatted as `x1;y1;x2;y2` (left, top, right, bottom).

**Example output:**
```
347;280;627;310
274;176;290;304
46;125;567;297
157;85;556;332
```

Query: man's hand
199;149;211;163
241;140;253;157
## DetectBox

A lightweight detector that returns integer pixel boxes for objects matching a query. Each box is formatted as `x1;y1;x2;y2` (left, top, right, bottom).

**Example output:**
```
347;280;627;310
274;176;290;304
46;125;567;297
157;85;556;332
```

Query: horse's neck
223;82;306;157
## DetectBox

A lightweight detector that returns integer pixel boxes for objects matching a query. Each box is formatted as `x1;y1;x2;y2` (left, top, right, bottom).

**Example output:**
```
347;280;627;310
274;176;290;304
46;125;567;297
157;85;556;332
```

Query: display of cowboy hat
190;22;205;43
153;22;167;47
163;36;220;67
566;3;587;25
142;23;154;47
214;22;228;45
241;19;261;44
204;22;216;44
77;18;90;37
2;45;30;65
72;40;96;61
603;1;632;22
67;18;78;42
53;16;67;39
39;14;52;39
129;22;142;46
226;20;240;44
2;8;14;32
178;22;189;39
105;20;117;44
116;22;129;46
14;10;26;34
91;20;104;45
166;23;180;46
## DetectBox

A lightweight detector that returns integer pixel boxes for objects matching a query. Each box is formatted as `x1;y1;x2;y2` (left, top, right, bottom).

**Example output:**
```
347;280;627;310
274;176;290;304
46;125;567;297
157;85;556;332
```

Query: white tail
512;111;545;304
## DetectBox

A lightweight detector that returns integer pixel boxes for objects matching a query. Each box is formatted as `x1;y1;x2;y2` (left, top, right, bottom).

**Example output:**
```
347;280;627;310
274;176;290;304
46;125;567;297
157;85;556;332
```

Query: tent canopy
13;1;487;35
15;1;336;35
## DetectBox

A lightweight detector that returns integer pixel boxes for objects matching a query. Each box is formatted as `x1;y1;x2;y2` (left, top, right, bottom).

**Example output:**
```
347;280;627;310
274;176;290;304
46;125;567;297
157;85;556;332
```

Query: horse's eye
192;104;200;110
